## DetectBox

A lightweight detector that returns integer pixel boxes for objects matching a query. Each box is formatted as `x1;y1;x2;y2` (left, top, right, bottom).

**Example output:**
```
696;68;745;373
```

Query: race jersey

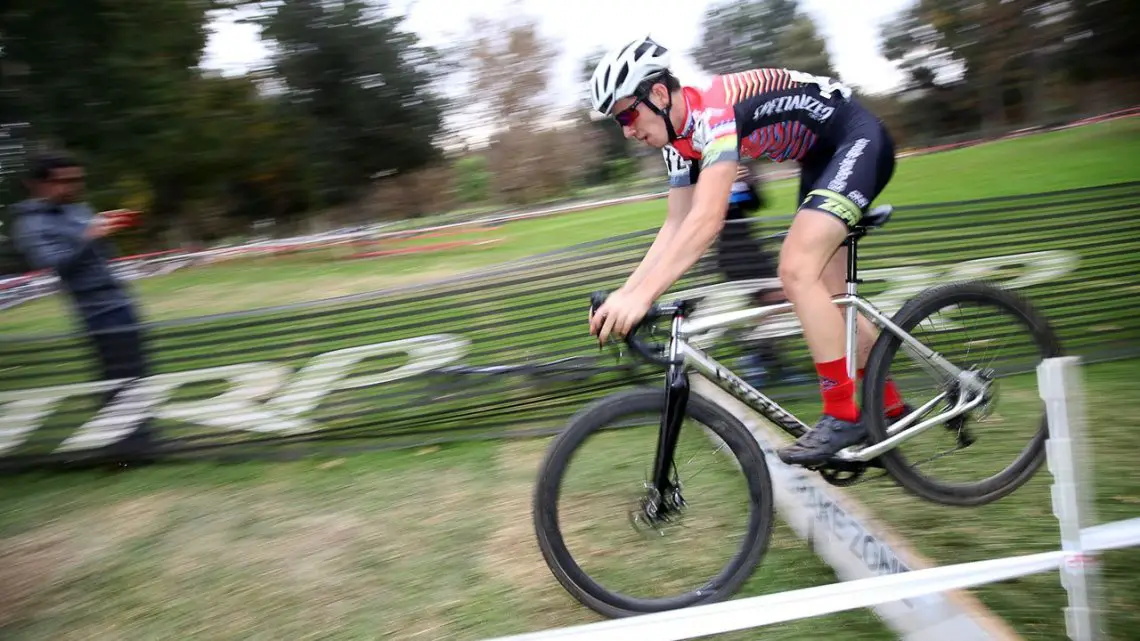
662;68;854;188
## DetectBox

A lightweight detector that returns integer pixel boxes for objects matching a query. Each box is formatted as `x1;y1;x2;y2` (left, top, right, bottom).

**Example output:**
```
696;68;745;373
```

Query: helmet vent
615;63;629;90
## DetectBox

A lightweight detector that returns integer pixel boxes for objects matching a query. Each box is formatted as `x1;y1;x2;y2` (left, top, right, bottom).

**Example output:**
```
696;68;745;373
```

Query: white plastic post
1037;356;1103;641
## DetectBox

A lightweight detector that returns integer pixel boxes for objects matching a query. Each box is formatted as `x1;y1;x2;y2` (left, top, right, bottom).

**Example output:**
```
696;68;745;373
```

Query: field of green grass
3;117;1139;335
0;437;896;641
0;118;1138;640
0;359;1135;640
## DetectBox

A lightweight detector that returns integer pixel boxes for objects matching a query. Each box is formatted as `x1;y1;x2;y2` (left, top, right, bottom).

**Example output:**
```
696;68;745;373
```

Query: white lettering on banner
0;379;121;454
0;334;470;455
680;250;1080;342
948;250;1079;290
0;250;1082;455
53;366;267;453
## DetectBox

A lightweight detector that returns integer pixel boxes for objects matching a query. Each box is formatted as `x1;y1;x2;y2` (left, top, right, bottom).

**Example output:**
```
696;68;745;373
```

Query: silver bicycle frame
670;292;992;463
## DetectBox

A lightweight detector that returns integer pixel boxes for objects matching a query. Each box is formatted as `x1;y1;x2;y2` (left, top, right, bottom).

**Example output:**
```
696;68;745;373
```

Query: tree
0;0;218;185
463;12;559;129
455;13;593;203
578;49;631;185
879;0;1075;135
776;15;836;77
1065;0;1140;99
258;0;447;208
691;0;834;76
0;0;264;250
453;154;490;205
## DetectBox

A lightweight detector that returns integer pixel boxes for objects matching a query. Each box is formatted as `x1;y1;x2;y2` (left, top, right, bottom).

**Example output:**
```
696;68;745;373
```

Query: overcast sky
202;0;914;142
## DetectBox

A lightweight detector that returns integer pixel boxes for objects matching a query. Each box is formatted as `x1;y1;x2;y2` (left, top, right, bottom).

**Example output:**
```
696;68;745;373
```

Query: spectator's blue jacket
11;198;134;324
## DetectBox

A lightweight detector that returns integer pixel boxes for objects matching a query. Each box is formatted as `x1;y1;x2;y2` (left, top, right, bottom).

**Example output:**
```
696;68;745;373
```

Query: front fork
649;317;689;516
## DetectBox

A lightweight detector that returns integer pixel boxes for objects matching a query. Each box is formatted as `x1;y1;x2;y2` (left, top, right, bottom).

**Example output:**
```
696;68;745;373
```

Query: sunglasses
614;95;645;127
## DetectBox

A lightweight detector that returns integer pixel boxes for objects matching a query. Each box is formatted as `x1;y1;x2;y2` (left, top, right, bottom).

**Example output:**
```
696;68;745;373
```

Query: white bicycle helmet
590;35;672;117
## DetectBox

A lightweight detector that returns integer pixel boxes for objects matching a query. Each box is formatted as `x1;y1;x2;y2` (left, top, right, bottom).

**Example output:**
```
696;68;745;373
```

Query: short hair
636;70;681;97
26;150;83;181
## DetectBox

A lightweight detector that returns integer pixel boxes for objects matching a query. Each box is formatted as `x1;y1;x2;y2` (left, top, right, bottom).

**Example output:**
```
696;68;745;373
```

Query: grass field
2;117;1139;335
1;119;1138;639
0;439;894;640
0;359;1135;640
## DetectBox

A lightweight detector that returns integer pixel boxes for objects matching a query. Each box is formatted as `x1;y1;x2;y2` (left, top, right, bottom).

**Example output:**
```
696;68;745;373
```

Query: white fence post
1037;356;1104;641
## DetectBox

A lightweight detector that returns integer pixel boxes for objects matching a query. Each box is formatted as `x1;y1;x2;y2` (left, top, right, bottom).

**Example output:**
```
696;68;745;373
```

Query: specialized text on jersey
663;69;854;188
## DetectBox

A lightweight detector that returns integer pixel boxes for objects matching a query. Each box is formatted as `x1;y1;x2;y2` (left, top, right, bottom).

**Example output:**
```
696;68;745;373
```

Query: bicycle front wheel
532;387;775;618
862;281;1063;506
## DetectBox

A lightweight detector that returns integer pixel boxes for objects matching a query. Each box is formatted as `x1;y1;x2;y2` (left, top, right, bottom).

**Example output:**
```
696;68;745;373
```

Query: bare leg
777;210;850;366
776;209;870;466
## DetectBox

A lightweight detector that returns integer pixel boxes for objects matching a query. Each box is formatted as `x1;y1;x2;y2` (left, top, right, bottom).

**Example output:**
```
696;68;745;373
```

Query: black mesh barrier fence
0;181;1137;470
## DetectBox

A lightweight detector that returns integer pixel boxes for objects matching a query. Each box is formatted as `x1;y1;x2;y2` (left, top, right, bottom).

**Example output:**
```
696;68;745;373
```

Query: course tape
692;378;1025;641
483;519;1140;641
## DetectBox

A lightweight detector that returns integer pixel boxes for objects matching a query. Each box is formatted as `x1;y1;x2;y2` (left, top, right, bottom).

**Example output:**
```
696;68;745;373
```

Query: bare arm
630;160;737;302
620;185;694;293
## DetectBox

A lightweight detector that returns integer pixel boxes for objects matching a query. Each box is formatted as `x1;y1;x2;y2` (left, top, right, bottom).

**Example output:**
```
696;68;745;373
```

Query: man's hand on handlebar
589;288;654;346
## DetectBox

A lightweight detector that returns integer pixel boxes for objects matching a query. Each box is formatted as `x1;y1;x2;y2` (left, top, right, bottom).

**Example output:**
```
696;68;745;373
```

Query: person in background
12;150;155;467
714;164;812;389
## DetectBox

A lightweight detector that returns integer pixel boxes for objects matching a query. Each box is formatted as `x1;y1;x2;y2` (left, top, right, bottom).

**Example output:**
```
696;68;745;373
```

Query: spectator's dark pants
87;305;148;382
715;203;779;290
84;304;156;455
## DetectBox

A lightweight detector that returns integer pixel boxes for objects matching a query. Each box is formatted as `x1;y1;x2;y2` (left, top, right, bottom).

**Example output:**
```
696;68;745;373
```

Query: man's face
613;85;671;149
37;166;85;204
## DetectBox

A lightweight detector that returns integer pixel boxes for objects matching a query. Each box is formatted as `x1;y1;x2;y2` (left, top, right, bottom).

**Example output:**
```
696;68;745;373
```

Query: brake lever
588;290;670;365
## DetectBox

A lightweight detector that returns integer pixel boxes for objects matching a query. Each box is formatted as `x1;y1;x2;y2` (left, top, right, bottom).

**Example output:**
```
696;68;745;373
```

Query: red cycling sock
817;357;858;422
858;368;906;418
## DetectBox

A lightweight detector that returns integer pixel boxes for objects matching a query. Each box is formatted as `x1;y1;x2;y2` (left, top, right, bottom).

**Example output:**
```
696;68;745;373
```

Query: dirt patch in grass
482;440;549;593
0;491;180;628
478;438;592;629
0;531;69;627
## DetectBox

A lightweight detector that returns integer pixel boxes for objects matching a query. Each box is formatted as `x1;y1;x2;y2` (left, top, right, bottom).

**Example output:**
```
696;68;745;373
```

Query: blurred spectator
715;164;812;389
11;150;155;467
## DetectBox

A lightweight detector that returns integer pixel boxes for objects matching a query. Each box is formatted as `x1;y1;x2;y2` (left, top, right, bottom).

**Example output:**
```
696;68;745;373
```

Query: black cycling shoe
777;415;868;468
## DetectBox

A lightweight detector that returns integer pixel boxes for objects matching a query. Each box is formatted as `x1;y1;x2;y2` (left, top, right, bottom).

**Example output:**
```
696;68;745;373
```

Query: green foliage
879;0;1140;138
258;0;447;208
692;0;834;76
453;155;490;205
2;0;1137;267
578;50;631;186
0;0;449;257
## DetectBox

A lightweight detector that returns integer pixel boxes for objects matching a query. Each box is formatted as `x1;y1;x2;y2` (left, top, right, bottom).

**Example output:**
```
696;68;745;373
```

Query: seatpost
846;234;861;288
844;233;861;380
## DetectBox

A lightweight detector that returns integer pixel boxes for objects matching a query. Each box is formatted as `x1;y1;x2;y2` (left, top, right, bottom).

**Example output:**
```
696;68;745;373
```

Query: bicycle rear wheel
862;281;1063;506
532;387;774;618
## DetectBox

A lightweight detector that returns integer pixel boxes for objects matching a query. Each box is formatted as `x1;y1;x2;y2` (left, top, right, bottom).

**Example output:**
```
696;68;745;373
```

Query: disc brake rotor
628;482;686;538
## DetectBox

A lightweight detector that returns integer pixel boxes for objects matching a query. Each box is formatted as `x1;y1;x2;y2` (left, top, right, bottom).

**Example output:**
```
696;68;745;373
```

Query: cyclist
586;35;907;467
